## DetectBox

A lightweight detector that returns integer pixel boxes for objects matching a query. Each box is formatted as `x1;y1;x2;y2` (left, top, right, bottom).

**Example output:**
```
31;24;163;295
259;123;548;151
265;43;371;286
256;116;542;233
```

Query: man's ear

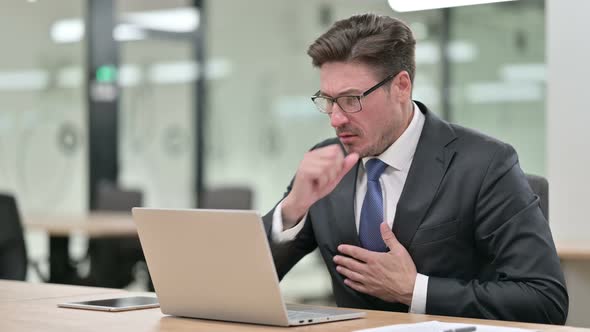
393;71;412;100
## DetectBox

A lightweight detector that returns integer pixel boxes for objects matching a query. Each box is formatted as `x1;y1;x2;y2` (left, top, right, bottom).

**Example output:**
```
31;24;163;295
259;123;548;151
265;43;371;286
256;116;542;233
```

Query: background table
23;212;590;288
556;243;590;261
24;212;136;237
24;213;137;284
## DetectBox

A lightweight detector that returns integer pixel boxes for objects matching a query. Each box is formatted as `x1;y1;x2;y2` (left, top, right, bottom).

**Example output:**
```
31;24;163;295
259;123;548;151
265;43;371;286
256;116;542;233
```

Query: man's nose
329;106;349;128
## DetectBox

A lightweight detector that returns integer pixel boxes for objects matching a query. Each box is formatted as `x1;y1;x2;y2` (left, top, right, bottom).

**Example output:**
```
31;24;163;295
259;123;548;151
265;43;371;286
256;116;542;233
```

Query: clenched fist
281;145;359;229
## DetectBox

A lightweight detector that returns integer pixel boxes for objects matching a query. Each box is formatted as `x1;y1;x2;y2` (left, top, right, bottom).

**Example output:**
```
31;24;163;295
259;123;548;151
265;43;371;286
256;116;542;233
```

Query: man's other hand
334;222;417;305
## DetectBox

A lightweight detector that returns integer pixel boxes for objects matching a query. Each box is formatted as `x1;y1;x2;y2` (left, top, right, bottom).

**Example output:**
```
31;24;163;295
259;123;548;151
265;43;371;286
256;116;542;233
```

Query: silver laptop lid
132;208;290;326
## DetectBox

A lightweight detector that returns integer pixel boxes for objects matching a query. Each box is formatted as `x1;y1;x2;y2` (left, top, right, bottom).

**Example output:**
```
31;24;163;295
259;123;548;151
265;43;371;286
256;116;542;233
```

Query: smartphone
57;296;160;312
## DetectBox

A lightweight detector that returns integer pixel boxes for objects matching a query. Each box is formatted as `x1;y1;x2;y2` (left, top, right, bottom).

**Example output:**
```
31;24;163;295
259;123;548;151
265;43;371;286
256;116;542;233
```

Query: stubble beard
357;122;400;158
363;132;396;157
336;119;399;158
340;133;395;158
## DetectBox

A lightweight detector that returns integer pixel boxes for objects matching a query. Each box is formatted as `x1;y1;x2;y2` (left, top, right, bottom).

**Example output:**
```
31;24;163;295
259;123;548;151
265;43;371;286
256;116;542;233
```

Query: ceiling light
51;7;199;44
124;8;199;33
50;19;84;43
388;0;518;12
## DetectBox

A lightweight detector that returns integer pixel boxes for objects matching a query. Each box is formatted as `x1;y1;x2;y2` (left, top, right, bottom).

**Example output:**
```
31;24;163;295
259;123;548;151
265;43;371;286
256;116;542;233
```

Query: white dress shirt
271;102;428;314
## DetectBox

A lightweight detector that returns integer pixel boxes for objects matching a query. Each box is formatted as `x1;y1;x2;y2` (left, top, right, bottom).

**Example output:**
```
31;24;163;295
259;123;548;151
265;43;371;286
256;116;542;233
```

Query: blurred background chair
83;181;145;288
0;192;47;282
94;181;143;211
526;173;549;222
0;193;28;281
200;186;253;210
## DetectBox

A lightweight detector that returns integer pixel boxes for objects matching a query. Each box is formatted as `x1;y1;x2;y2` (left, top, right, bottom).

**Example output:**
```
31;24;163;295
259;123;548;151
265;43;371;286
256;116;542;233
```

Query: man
262;13;568;324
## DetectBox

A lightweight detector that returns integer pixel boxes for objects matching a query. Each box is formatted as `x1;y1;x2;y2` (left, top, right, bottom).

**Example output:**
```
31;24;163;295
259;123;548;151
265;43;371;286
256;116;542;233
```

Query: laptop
132;208;366;326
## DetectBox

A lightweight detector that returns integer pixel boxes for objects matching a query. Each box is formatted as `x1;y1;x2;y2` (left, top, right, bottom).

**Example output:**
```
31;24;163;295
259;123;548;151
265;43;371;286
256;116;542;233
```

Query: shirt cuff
271;200;308;243
409;273;428;314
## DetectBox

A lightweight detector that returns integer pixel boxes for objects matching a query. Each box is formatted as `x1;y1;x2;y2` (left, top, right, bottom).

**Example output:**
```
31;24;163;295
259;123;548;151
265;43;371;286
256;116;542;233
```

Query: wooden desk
0;281;587;332
0;280;125;302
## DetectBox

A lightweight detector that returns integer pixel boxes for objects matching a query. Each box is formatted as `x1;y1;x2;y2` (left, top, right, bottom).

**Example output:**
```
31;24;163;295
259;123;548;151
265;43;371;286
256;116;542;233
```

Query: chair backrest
526;174;549;222
0;193;28;280
87;182;144;288
95;181;143;212
200;187;253;210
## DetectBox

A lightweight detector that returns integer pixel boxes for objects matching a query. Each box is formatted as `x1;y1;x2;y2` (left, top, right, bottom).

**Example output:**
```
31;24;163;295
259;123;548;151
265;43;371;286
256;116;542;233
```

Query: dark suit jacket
262;101;568;324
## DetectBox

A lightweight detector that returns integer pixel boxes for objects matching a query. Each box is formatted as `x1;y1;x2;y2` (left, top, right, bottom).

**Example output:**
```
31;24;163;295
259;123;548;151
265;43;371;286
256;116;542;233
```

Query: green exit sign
95;65;117;83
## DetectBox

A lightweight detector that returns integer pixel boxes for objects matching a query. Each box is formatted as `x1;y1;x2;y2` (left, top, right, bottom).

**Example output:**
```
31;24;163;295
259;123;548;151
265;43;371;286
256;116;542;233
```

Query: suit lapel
330;161;361;247
393;102;457;248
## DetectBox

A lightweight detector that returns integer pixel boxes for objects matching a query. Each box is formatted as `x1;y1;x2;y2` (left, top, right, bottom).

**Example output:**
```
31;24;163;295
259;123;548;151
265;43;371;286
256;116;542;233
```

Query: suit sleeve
262;179;318;281
262;139;344;280
425;143;569;324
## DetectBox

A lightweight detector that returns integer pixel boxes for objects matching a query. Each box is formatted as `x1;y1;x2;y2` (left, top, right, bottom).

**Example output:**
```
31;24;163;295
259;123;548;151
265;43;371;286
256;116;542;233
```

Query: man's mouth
338;133;358;143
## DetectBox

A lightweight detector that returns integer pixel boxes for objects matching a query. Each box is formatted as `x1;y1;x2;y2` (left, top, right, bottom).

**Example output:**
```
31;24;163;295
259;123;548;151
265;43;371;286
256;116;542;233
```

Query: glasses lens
337;96;361;113
313;97;331;113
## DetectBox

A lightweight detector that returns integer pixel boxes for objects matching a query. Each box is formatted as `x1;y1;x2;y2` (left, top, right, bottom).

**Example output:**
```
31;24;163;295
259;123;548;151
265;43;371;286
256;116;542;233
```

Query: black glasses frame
311;72;397;114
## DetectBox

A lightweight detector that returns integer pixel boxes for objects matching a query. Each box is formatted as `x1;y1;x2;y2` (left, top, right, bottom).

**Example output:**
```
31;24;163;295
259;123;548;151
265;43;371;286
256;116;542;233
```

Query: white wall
547;0;590;327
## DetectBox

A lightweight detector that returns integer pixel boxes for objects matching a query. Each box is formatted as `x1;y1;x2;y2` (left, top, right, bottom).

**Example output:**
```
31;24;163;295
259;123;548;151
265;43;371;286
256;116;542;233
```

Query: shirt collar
362;101;425;172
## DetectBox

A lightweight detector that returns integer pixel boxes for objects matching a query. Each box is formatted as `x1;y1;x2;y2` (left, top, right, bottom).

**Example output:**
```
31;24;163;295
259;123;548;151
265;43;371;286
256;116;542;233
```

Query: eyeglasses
311;72;396;114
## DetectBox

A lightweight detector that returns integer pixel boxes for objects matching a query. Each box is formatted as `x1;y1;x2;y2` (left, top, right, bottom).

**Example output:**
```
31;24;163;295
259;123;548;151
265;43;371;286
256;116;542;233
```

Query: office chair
525;173;549;222
200;186;253;210
85;181;145;288
0;193;28;281
93;181;143;211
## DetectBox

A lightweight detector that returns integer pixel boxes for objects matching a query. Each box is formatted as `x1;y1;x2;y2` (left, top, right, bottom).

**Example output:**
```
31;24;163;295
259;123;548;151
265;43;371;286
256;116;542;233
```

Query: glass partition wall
206;0;442;303
117;0;196;208
0;0;87;282
0;1;86;214
206;0;442;213
206;0;546;304
450;0;546;175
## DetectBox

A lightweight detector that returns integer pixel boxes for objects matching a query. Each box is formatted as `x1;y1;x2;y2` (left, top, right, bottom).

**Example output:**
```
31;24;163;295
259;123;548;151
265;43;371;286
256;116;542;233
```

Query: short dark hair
307;13;416;82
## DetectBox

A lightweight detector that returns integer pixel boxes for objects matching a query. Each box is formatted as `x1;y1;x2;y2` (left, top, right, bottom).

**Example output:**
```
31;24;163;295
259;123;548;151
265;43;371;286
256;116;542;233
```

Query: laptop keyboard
286;304;352;320
287;310;327;320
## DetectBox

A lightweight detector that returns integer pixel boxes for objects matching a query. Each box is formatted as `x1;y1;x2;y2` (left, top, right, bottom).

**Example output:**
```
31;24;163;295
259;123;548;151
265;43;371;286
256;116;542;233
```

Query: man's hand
333;222;417;305
282;145;358;229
